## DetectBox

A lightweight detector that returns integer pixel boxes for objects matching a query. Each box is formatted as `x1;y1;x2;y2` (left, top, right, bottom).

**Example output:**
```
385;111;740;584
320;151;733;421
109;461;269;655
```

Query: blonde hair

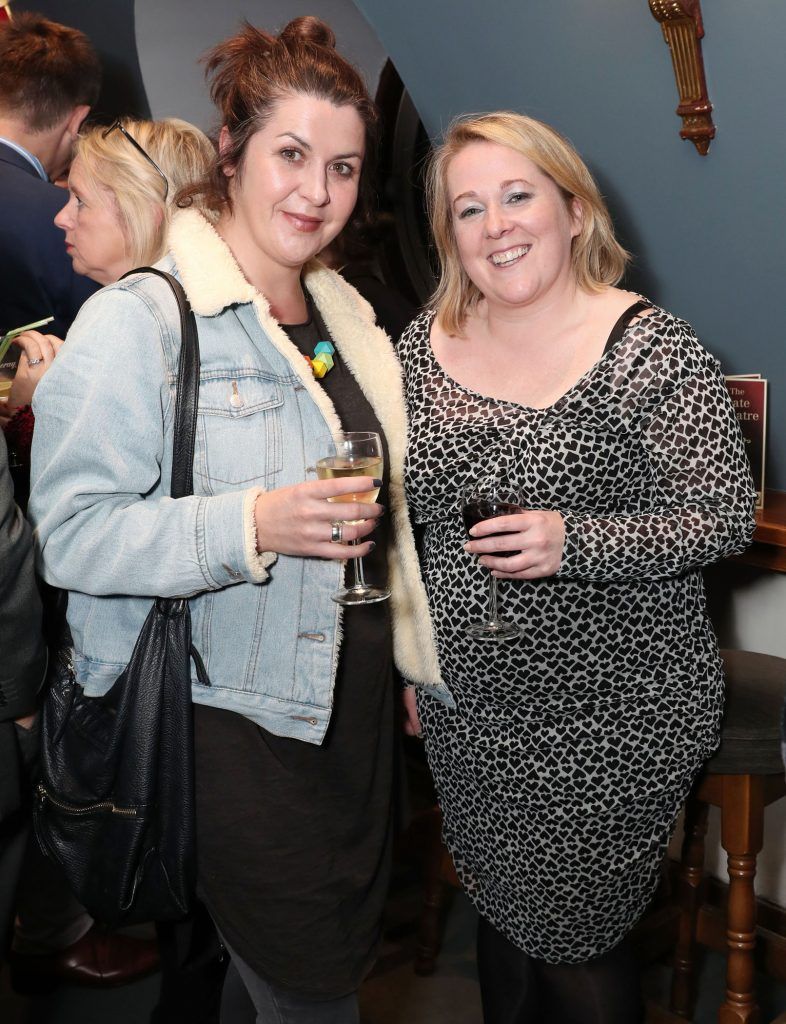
426;112;630;335
75;118;215;266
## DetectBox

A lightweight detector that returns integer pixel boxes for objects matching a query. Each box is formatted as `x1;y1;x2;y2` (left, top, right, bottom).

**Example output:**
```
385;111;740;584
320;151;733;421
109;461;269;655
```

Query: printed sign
725;375;767;509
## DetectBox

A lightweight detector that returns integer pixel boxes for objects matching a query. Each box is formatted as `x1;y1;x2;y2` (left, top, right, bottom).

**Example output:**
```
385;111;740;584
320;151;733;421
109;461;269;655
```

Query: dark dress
194;309;394;998
398;301;755;964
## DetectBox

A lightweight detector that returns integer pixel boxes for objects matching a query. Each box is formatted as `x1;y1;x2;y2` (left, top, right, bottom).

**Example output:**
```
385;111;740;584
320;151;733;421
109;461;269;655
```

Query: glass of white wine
316;431;390;605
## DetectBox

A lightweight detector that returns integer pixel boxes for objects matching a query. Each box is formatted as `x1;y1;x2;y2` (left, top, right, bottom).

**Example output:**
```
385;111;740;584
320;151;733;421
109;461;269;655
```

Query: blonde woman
4;116;214;999
2;117;213;490
54;117;214;284
399;112;755;1023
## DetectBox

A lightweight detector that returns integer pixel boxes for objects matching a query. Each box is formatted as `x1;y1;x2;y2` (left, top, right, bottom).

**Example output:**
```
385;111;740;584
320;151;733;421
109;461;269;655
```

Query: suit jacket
0;142;98;339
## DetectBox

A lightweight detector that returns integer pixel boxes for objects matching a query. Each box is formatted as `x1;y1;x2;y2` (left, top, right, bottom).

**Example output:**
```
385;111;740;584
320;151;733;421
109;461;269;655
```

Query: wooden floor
3;747;786;1023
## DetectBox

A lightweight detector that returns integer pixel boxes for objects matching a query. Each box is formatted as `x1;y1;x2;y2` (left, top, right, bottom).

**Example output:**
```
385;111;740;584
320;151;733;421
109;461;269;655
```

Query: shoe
9;926;160;992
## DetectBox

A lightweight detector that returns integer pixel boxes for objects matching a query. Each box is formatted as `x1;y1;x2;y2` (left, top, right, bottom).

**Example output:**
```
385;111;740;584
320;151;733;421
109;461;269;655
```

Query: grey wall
15;1;386;131
354;0;786;488
15;0;150;120
135;1;387;132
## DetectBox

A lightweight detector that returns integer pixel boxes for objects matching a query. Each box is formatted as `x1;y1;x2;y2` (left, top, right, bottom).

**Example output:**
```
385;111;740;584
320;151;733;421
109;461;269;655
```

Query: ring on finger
26;356;44;366
330;522;343;544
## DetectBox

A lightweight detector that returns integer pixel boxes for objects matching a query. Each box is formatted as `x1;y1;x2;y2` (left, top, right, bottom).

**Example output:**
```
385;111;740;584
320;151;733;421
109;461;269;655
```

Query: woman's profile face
447;141;582;315
221;92;365;276
54;156;130;285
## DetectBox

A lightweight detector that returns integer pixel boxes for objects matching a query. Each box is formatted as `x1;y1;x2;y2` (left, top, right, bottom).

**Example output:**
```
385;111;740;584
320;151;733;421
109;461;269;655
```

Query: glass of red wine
462;479;525;640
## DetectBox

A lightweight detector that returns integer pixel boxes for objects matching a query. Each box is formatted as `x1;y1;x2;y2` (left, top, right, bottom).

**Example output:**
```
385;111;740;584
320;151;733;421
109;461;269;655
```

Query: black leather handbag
34;269;207;926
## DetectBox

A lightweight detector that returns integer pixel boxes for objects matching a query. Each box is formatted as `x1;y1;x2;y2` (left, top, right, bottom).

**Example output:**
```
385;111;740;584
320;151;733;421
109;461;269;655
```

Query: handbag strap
48;270;205;665
119;269;209;675
120;267;200;499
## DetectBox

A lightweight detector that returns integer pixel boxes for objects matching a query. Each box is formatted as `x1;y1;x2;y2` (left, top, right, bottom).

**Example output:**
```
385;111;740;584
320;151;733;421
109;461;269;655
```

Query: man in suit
0;430;45;964
0;13;101;340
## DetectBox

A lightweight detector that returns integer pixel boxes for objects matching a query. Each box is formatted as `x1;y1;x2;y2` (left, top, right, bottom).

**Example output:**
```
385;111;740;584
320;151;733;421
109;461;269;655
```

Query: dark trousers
0;726;28;961
0;720;40;963
477;916;644;1024
152;902;228;1024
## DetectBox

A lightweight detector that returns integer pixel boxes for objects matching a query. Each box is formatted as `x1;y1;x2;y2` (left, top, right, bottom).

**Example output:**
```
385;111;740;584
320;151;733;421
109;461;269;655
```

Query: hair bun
279;16;336;49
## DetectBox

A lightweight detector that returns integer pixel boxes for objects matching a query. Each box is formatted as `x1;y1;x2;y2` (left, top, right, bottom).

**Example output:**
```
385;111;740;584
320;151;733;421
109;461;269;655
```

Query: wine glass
462;479;525;639
316;431;390;606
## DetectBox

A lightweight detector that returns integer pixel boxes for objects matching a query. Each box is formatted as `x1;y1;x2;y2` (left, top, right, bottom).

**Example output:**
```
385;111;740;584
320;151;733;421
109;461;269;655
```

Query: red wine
462;500;523;558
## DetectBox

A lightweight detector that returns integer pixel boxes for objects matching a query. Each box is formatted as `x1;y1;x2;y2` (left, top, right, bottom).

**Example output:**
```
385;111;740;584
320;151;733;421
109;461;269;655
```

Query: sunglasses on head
102;120;169;201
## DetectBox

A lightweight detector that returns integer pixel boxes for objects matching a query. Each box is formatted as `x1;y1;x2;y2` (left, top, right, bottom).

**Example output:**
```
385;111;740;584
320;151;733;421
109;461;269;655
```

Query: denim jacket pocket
194;371;284;489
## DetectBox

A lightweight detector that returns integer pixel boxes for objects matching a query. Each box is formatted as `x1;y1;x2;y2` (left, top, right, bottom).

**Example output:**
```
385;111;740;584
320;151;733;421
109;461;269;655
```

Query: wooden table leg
670;796;709;1017
718;775;763;1024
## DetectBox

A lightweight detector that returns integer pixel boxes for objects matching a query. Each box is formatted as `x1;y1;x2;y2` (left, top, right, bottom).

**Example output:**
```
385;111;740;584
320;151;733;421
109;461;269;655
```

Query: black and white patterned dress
399;302;756;963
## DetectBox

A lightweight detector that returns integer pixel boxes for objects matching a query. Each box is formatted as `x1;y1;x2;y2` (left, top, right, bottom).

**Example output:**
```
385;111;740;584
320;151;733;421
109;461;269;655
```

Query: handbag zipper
36;783;138;818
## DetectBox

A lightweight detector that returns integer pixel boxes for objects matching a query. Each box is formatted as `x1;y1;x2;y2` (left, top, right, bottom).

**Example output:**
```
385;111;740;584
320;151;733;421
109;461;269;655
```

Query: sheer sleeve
558;353;756;581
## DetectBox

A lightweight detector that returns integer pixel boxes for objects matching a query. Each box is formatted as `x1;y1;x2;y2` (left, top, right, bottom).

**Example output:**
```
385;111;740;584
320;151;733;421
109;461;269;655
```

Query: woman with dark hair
30;18;448;1022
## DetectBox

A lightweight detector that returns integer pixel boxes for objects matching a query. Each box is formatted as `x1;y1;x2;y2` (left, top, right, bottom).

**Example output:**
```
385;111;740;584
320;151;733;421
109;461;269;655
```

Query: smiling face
447;141;582;316
217;92;365;285
54;156;130;285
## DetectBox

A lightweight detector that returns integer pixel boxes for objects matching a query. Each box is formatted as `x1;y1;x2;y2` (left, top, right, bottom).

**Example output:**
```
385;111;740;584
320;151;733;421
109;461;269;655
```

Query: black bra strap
602;299;652;355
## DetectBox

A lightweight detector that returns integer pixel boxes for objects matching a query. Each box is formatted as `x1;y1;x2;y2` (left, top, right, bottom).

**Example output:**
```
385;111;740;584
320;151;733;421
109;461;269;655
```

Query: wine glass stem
351;541;368;591
487;573;501;626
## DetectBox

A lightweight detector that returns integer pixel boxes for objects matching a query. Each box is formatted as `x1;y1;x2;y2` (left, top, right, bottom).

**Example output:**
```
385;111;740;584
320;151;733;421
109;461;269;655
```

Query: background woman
30;19;444;1023
399;112;755;1023
3;115;213;1010
1;116;213;508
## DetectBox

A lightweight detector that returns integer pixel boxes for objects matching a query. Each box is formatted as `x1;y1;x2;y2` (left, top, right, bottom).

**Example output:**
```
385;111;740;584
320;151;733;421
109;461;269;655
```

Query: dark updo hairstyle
178;16;379;226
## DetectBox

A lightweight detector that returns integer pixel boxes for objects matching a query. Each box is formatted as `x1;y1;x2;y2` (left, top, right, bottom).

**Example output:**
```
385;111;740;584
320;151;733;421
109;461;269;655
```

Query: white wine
316;455;382;504
316;431;390;605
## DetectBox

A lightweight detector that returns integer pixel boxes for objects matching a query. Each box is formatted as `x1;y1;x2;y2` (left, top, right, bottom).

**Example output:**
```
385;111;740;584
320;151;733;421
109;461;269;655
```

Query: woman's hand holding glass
316;432;390;604
465;508;566;580
253;478;382;560
8;330;64;409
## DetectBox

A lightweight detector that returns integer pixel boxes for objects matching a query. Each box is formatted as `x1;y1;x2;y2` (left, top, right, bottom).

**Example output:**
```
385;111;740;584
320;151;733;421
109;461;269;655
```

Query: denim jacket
29;210;451;743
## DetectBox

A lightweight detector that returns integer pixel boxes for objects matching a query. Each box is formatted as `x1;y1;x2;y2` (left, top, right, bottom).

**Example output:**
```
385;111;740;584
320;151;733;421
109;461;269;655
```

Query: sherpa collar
167;209;257;316
166;208;445;692
167;208;393;441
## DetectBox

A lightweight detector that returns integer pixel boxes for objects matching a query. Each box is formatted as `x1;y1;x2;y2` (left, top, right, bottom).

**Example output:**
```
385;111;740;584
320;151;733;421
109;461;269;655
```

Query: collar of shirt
0;137;48;181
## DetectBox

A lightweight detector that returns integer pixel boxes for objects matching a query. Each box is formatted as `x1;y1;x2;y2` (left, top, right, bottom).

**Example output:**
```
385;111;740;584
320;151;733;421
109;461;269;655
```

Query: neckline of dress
423;299;655;415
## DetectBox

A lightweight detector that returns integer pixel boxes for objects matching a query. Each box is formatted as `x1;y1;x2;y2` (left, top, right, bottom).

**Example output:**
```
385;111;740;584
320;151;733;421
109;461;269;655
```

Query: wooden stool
671;649;786;1024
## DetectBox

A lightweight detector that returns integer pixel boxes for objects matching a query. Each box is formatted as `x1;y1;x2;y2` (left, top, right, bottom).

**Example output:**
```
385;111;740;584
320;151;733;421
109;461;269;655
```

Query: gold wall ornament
649;0;715;155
